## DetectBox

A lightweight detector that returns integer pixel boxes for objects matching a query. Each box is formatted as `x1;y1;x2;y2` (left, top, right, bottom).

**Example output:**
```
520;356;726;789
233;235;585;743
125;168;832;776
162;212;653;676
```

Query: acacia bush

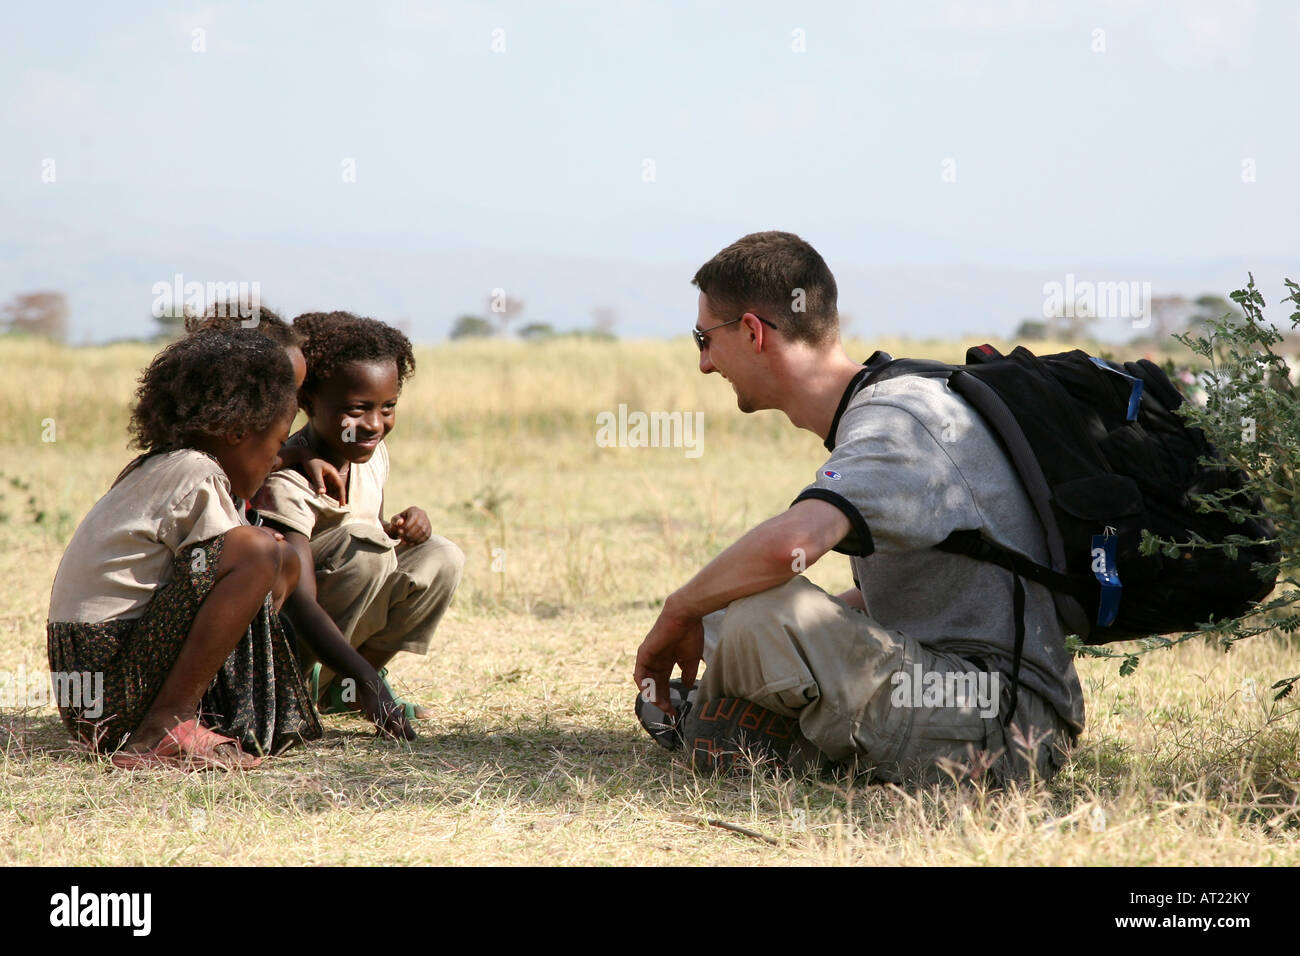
1079;275;1300;699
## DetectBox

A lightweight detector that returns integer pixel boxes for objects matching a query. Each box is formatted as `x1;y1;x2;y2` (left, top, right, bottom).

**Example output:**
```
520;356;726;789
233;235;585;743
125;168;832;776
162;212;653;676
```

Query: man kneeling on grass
632;231;1083;786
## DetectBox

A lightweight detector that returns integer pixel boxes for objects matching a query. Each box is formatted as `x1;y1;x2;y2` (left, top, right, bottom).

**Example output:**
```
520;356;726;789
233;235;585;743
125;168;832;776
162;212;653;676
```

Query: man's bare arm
633;498;850;713
668;498;851;619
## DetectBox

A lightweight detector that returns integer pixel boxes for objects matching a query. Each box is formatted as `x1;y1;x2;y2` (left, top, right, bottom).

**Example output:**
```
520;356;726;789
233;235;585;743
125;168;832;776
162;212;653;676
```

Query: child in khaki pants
256;311;463;734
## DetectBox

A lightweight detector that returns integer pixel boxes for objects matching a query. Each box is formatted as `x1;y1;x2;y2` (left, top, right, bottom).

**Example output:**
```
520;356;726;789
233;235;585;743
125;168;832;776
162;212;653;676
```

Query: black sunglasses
693;314;778;351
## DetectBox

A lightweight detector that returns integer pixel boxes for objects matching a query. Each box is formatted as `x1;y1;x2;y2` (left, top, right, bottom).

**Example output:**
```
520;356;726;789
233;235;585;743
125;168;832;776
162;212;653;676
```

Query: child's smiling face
303;359;400;466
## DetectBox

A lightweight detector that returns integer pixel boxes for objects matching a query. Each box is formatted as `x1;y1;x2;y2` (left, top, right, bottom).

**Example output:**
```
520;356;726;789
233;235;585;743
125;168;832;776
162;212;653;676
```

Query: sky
2;0;1297;344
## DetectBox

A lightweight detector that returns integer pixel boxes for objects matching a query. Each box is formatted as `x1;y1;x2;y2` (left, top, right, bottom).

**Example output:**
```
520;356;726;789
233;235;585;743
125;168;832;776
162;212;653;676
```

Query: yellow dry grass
1;334;1296;866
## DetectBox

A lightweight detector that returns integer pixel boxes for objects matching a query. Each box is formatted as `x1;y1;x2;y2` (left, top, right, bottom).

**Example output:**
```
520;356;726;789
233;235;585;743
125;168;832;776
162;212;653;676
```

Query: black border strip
792;488;875;557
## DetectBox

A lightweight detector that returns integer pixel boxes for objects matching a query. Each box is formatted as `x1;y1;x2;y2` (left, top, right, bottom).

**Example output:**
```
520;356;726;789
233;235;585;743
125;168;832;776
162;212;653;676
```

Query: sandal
169;719;262;770
309;663;358;715
310;664;422;720
109;734;187;771
377;667;422;721
110;719;261;772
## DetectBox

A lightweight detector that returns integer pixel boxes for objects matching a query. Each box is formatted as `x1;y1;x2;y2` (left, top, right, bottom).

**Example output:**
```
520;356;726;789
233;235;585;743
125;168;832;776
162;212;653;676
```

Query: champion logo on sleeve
823;470;841;480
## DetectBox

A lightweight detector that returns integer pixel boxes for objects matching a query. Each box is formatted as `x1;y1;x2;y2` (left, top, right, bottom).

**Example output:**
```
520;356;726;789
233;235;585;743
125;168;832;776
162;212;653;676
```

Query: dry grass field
1;334;1297;866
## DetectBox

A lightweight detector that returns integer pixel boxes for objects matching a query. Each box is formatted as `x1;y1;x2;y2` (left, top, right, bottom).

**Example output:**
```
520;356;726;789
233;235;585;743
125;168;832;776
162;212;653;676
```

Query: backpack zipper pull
1091;528;1122;627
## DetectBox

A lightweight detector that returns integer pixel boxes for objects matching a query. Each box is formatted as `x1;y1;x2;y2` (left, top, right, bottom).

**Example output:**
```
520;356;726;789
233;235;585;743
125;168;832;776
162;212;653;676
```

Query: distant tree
486;292;525;335
561;328;617;342
1146;294;1192;345
1187;294;1244;333
1046;303;1096;343
450;314;495;340
1012;318;1048;340
517;322;555;341
2;291;69;342
152;303;192;339
591;306;618;338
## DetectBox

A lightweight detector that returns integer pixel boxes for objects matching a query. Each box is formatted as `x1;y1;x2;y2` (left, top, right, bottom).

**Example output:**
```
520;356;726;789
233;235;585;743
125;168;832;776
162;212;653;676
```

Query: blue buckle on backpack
1091;531;1121;627
1089;357;1144;421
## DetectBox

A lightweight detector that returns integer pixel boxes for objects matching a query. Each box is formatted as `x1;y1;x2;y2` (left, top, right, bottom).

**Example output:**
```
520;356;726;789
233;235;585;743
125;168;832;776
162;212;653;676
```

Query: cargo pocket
315;523;396;574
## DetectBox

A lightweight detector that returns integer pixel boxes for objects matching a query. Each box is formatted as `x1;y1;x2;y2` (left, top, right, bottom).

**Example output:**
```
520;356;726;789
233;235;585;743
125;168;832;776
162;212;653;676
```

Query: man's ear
299;390;314;416
225;430;247;447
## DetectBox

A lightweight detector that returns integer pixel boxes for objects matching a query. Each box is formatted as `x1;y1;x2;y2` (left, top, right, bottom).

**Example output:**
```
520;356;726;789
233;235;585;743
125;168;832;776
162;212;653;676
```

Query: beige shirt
48;449;247;624
254;431;394;556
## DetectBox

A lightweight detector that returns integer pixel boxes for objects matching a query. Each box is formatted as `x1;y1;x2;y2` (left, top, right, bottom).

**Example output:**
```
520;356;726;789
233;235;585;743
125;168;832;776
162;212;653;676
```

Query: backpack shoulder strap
861;354;956;389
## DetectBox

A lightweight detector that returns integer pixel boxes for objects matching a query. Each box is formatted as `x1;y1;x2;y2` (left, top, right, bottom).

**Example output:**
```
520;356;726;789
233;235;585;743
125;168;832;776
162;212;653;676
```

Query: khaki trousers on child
699;576;1073;786
305;524;465;688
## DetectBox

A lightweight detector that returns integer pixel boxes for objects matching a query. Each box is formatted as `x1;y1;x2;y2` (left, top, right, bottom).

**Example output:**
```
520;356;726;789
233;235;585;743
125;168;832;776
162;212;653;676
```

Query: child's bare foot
118;719;172;754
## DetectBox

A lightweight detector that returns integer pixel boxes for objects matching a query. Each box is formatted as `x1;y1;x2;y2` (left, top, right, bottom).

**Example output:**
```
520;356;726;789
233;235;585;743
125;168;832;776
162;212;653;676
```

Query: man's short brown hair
692;231;838;345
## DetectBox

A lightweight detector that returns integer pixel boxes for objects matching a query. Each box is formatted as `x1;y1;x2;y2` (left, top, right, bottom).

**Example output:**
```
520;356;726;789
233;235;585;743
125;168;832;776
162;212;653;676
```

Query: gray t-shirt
795;371;1086;735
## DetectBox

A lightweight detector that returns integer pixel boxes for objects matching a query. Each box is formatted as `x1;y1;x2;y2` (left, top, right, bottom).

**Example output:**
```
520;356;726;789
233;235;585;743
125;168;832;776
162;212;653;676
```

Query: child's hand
301;457;346;504
357;676;416;741
275;444;347;503
384;507;430;545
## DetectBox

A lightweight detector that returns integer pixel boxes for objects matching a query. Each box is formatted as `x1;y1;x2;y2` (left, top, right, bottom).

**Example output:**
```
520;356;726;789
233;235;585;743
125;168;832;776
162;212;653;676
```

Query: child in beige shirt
47;327;319;768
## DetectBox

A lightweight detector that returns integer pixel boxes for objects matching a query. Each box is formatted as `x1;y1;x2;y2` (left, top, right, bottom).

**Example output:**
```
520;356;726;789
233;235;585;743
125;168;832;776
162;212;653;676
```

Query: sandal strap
376;667;418;720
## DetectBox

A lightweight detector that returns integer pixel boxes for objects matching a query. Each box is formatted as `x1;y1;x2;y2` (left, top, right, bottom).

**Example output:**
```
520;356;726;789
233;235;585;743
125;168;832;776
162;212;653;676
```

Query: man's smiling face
695;291;764;413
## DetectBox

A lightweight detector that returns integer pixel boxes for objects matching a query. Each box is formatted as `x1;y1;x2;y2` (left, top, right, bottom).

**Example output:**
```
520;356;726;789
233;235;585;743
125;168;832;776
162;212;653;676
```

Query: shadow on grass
8;710;1296;839
2;710;689;816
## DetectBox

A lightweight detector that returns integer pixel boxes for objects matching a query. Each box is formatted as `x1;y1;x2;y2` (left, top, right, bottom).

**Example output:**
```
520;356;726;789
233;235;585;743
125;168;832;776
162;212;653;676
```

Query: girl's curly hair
293;311;416;395
128;326;298;453
184;303;303;349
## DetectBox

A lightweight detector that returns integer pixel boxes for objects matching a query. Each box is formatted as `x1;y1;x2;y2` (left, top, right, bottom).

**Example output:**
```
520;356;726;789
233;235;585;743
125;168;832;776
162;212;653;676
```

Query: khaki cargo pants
305;523;465;688
699;576;1074;786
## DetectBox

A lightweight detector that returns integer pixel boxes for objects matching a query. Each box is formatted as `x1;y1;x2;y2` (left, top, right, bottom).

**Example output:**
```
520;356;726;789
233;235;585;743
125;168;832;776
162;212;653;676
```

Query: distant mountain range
2;225;1293;347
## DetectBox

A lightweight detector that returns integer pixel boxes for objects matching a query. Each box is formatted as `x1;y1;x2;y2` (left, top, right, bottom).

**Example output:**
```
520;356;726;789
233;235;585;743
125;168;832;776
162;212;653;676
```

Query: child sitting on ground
254;311;464;735
185;304;422;738
46;327;320;769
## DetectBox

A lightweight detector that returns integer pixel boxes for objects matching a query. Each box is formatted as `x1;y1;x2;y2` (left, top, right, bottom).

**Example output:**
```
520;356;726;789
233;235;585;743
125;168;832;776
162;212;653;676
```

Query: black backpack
858;345;1279;718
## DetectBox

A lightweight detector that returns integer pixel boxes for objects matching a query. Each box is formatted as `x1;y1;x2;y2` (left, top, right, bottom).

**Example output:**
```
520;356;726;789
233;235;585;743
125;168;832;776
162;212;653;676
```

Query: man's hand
630;498;851;717
384;506;431;545
633;603;703;718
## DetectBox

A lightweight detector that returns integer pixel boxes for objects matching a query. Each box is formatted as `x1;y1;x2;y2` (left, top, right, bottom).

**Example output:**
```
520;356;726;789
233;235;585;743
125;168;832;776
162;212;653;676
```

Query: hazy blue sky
2;0;1296;343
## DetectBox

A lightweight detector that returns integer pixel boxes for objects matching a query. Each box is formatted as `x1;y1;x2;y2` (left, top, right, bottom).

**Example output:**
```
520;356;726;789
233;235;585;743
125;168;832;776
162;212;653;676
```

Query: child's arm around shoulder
273;445;347;503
